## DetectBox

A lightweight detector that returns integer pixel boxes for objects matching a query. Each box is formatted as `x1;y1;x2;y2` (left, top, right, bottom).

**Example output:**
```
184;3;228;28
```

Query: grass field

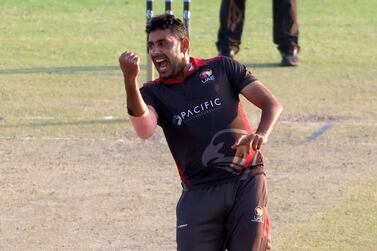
0;0;376;250
282;177;377;250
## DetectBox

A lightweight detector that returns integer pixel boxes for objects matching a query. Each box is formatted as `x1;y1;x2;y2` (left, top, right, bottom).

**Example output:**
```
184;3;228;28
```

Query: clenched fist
119;51;140;81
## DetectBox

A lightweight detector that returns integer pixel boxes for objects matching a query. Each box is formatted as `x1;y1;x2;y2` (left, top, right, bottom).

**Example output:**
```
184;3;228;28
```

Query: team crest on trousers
199;68;215;84
251;206;265;223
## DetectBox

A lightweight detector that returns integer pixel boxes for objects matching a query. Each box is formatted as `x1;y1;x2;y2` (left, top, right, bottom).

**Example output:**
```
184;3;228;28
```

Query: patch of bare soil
0;127;376;250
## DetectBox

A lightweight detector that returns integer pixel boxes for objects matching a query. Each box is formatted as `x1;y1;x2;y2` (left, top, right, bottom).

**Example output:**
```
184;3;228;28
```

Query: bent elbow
266;99;283;116
135;128;155;139
129;107;158;140
277;101;283;114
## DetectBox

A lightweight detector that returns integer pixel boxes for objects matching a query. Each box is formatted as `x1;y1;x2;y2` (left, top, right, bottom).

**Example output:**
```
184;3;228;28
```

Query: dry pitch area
1;115;376;250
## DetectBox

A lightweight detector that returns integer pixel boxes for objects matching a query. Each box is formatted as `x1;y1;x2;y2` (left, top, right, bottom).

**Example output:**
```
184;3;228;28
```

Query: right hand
119;51;140;81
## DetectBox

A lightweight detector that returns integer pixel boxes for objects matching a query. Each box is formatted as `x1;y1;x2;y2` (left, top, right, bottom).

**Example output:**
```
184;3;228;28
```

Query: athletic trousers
176;171;272;251
217;0;299;54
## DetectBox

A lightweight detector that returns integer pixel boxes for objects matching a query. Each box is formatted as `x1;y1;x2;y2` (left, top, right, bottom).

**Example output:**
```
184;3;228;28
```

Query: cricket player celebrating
119;14;282;251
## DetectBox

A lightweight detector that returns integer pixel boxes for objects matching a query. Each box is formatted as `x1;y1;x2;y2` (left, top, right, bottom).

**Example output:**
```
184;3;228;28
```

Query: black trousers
217;0;299;54
176;172;272;251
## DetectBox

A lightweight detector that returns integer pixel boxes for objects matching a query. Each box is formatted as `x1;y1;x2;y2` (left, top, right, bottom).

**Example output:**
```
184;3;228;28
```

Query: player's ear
181;37;189;54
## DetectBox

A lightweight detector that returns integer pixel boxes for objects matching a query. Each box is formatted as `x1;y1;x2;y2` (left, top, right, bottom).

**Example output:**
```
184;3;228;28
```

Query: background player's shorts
176;170;272;251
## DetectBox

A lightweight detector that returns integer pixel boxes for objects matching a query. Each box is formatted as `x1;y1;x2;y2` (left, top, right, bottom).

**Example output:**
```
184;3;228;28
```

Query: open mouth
154;58;169;72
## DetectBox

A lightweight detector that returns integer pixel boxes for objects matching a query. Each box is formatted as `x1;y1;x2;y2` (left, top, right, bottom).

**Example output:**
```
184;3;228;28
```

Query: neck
173;56;191;81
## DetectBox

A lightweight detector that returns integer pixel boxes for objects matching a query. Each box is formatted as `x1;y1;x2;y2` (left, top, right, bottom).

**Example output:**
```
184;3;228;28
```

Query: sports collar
153;57;221;85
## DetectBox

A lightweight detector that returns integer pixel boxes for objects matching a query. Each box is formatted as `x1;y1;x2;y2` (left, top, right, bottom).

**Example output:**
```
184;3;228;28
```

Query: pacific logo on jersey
199;68;215;84
172;97;222;126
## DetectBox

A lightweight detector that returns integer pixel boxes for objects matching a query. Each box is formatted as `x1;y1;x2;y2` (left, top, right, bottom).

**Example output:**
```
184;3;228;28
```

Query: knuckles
119;52;139;64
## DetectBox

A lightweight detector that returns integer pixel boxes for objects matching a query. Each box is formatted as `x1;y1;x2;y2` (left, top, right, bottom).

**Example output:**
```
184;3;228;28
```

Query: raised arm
119;51;158;139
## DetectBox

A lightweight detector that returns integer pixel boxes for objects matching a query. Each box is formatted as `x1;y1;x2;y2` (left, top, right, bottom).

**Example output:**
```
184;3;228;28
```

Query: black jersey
140;56;264;187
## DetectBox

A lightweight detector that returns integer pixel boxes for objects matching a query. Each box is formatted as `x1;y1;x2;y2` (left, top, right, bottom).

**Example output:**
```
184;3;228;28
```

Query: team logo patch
199;68;215;84
251;206;264;223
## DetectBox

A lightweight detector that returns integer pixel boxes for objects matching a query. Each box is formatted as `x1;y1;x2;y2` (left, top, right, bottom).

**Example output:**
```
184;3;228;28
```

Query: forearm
119;51;157;138
255;99;283;138
125;77;148;116
241;81;283;139
124;78;157;139
232;98;282;151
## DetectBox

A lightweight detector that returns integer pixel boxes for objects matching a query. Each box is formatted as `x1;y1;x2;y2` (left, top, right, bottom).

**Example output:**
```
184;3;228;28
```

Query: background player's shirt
140;56;264;187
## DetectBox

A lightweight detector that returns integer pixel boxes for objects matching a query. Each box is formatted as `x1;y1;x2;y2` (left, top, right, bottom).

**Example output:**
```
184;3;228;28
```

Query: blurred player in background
217;0;300;66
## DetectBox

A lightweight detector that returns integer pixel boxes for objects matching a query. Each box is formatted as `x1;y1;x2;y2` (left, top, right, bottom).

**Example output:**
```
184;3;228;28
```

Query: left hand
231;133;268;151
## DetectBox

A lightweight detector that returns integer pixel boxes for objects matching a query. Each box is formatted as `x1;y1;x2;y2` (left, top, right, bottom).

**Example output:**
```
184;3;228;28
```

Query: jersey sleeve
140;85;163;125
140;85;157;109
223;57;258;93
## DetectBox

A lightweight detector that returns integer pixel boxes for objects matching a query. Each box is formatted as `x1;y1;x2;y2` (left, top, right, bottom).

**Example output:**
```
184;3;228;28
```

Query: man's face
148;29;187;79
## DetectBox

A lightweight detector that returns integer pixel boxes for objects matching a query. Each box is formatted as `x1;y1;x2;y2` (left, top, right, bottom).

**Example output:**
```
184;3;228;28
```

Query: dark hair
146;14;188;39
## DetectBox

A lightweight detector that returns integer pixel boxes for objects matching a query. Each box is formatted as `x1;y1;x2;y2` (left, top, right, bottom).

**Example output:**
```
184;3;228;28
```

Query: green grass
0;0;376;248
1;0;376;125
281;178;377;251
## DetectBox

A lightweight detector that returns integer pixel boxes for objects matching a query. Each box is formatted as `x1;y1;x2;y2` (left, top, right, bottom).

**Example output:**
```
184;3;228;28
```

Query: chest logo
172;98;222;126
172;115;183;126
199;68;215;84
